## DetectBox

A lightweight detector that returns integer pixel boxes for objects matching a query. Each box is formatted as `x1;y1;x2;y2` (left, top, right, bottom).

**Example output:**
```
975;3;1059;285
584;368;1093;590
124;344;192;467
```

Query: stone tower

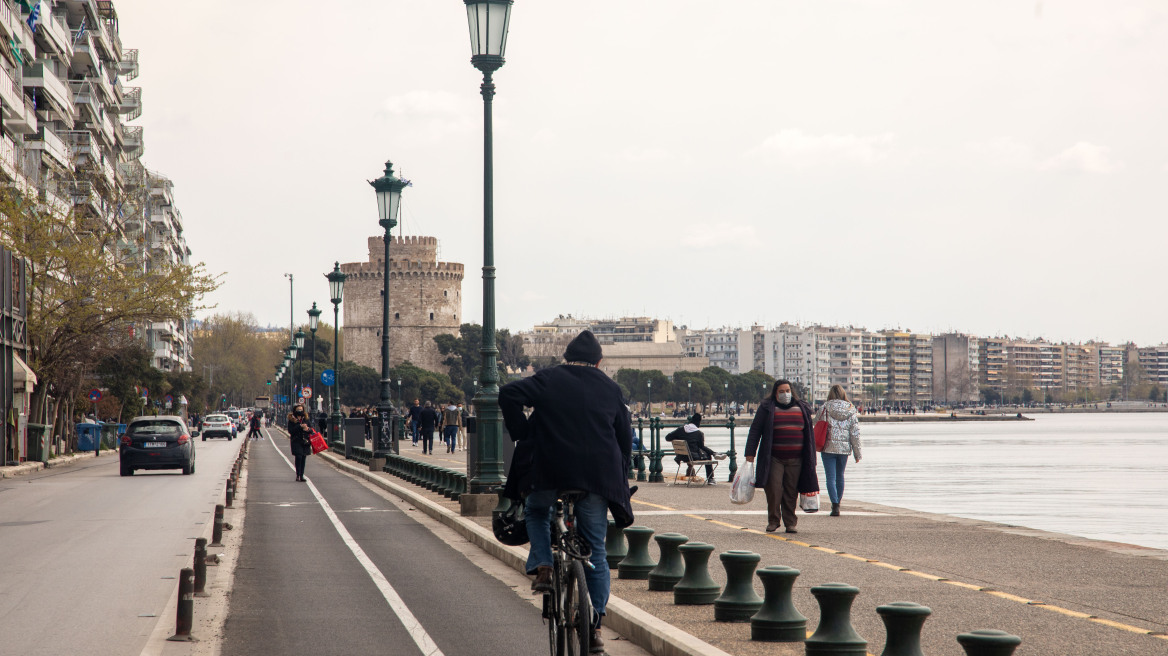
340;236;464;374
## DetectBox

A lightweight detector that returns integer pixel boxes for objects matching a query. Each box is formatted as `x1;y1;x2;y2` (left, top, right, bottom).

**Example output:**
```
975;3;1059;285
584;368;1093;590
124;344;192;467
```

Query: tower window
429;312;434;320
394;312;400;320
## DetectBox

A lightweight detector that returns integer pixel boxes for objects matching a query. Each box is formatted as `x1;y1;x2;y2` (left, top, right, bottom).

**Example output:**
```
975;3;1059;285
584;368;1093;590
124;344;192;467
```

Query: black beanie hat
564;330;603;365
688;413;702;427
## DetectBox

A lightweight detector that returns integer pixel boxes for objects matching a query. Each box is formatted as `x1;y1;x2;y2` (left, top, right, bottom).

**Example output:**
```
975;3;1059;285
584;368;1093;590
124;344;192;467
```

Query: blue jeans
443;425;458;451
821;452;848;504
524;489;610;616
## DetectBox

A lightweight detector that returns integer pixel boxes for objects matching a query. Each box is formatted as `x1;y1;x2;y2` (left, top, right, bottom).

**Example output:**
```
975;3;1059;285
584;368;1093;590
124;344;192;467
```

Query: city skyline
114;1;1168;346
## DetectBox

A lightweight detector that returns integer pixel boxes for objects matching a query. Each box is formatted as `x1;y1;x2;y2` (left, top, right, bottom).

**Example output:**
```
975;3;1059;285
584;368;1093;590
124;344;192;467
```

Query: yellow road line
625;495;1164;643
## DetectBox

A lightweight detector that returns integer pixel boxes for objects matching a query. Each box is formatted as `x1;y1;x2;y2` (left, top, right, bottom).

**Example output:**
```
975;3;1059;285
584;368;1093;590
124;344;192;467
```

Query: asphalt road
222;431;550;656
0;434;243;656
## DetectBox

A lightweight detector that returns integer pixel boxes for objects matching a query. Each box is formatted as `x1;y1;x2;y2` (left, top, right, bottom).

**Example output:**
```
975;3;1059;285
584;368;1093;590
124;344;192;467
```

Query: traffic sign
141;387;149;398
88;389;102;403
165;394;173;403
320;370;335;386
302;386;313;399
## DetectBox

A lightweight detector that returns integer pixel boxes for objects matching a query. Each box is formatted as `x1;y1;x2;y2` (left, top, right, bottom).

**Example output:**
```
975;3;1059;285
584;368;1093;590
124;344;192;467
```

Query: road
0;435;243;656
222;429;552;656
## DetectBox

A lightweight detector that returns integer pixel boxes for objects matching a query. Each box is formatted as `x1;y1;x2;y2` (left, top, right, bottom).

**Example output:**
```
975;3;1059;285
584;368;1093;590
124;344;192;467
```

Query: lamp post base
459;492;501;517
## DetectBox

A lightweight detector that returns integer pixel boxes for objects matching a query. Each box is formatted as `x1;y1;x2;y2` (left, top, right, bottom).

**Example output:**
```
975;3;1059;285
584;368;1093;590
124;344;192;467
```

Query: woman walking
744;380;819;533
820;384;862;516
288;403;313;482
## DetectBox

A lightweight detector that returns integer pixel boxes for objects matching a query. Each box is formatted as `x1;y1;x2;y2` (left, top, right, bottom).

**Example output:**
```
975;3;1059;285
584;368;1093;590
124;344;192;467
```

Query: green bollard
618;526;656;579
648;417;664;483
673;542;720;605
956;630;1022;656
634;448;647;482
750;566;807;642
805;583;868;656
725;416;738;482
714;550;763;621
876;602;931;656
605;520;628;569
647;533;689;591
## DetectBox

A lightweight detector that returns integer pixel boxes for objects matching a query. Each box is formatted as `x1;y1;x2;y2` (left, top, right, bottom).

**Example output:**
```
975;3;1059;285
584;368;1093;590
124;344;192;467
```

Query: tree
191;313;283;410
864;383;887;406
435;323;531;400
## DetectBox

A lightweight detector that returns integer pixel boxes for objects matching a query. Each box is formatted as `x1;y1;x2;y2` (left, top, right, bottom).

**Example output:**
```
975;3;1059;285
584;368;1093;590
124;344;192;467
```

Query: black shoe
765;524;779;533
590;627;605;654
830;503;840;516
785;527;798;534
531;566;553;594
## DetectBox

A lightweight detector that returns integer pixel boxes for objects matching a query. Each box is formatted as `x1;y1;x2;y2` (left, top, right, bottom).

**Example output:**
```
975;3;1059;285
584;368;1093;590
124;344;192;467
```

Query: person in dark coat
744;380;820;534
417;401;440;455
288;404;313;481
407;399;423;446
499;330;632;653
667;413;720;484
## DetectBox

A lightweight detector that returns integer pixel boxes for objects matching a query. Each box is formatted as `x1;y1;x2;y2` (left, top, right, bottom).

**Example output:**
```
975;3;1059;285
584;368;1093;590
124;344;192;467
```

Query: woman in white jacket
820;385;862;516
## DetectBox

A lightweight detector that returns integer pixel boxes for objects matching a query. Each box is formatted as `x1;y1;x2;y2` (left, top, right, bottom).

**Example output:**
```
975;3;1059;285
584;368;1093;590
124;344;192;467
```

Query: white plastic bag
799;492;820;513
730;461;755;505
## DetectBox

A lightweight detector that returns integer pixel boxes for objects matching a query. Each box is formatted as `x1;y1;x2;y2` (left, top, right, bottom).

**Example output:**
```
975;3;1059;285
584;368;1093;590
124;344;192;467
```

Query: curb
0;451;98;478
318;449;734;656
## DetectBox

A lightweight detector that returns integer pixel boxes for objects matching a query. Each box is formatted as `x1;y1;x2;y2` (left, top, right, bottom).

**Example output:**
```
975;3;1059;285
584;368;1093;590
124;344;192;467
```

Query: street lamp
326;262;347;441
687;381;692;412
647;380;652;417
370;160;408;456
308;303;322;414
724;382;729;416
464;0;513;499
295;331;306;403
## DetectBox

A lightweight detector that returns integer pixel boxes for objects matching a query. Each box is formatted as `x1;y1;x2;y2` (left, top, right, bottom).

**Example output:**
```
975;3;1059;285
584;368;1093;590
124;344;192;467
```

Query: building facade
341;235;464;374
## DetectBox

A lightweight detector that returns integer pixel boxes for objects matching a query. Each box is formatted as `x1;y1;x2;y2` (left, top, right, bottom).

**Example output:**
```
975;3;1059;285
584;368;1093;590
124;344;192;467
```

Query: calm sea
697;413;1168;551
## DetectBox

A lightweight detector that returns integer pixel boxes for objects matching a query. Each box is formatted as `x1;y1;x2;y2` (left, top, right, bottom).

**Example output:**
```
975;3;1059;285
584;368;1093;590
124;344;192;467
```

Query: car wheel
202;436;207;441
182;461;193;475
228;435;233;441
120;464;134;476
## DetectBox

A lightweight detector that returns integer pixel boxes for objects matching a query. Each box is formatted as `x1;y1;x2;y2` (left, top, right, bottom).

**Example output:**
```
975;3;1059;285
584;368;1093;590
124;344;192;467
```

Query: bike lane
223;430;547;656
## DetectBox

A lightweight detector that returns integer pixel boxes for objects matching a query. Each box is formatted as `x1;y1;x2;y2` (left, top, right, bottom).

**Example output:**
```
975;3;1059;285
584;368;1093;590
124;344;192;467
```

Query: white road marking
268;438;445;656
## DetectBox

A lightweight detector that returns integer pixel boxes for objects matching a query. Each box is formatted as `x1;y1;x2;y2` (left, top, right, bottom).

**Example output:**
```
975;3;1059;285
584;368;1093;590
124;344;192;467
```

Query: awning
13;353;37;390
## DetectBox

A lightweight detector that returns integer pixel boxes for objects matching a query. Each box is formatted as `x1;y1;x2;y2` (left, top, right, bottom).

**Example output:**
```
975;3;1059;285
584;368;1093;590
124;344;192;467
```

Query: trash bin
99;423;118;449
26;423;50;463
77;423;102;451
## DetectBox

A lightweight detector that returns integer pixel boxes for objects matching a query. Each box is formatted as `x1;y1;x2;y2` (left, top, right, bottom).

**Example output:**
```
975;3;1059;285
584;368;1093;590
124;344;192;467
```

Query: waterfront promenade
331;445;1168;656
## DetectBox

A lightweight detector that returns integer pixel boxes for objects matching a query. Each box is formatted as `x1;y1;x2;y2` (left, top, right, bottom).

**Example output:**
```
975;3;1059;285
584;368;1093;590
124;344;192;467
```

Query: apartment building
977;337;1009;396
1;0;193;372
1097;345;1125;387
1135;345;1168;387
932;333;979;403
818;326;864;393
1008;340;1064;394
1063;343;1100;392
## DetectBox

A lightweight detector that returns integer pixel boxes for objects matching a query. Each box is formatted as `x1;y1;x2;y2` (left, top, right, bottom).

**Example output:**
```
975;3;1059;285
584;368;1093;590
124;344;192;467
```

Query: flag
72;16;86;47
25;2;41;32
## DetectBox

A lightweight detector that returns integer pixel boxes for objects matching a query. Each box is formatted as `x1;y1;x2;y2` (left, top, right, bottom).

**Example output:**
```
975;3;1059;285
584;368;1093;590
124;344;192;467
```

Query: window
394;312;400;320
429;312;434;320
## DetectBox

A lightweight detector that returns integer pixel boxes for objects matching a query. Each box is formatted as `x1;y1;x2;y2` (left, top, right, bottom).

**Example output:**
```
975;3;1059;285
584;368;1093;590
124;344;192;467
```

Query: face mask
776;393;793;405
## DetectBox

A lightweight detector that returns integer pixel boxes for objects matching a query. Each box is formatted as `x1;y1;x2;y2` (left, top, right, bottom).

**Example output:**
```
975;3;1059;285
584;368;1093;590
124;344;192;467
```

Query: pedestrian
247;413;262;440
287;403;313;482
665;413;723;485
457;403;468;451
499;330;633;654
744;380;820;534
441;402;461;453
408;399;423;446
819;385;862;516
418;401;440;455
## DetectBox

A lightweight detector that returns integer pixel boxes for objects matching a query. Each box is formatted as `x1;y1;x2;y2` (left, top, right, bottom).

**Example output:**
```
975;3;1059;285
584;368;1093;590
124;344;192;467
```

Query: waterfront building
1008;339;1065;397
1135;344;1168;388
1097;345;1125;387
340;235;464;374
597;342;709;379
589;316;674;345
1063;343;1100;393
977;337;1009;398
932;333;980;404
878;330;933;406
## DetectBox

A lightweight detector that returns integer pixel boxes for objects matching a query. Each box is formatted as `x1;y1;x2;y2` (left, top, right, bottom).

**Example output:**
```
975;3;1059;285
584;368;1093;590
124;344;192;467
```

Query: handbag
813;407;830;452
308;430;328;455
729;461;756;505
799;492;820;513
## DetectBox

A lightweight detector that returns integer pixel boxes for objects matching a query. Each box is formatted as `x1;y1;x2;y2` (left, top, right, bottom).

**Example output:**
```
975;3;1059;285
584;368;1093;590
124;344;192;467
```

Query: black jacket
666;425;713;463
288;413;313;456
499;364;634;528
418;408;440;433
744;398;820;494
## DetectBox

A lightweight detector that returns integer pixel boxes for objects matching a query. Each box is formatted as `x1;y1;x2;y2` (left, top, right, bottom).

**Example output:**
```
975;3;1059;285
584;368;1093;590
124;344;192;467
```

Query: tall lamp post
308;303;322;413
294;330;306;404
370;160;407;456
724;382;729;416
687;381;692;412
647;380;652;417
326;263;347;441
464;0;513;498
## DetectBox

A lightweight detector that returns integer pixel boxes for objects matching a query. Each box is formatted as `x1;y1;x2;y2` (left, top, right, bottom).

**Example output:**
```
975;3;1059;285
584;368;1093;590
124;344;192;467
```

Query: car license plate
144;442;166;448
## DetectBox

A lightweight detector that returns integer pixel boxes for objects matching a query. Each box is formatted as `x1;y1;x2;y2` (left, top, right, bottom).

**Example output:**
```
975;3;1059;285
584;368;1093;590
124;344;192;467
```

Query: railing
119;48;138;80
30;126;70;167
45;15;72;57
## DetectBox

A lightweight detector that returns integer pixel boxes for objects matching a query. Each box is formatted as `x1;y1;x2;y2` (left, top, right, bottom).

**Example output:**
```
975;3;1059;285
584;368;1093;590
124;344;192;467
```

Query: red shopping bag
309;430;328;455
813;409;830;452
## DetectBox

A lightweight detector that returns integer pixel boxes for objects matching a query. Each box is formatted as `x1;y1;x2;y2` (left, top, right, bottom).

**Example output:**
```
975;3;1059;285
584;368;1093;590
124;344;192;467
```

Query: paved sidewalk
330;444;1168;656
0;450;99;478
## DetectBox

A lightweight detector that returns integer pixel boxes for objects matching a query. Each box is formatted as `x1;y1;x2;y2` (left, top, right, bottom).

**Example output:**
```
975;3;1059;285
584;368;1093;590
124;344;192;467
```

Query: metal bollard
714;550;763;621
673;542;720;605
956;629;1022;656
193;538;209;597
211;504;225;547
877;602;931;656
617;526;656;579
751;566;807;642
225;478;234;508
647;533;689;591
166;568;197;642
605;519;628;569
805;583;867;656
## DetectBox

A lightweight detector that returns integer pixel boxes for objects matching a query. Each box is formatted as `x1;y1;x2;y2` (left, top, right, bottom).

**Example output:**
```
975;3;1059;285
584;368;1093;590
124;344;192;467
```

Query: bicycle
543;490;593;656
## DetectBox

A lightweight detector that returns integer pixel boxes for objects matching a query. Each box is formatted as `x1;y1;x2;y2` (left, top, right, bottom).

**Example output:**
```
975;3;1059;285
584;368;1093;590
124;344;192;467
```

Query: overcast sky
115;1;1167;346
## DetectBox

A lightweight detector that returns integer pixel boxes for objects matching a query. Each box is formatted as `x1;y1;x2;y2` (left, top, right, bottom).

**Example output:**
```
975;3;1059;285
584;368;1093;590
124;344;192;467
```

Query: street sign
165;394;173;403
88;389;102;403
321;370;335;386
141;387;149;398
303;386;313;399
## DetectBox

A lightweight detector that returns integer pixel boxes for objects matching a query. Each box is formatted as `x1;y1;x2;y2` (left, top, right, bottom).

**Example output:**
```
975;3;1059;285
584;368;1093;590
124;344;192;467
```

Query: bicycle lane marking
267;437;445;656
632;497;1168;643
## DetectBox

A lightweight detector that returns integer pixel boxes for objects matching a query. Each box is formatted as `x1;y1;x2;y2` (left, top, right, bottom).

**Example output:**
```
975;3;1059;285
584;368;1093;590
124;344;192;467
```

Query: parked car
119;415;196;476
201;414;235;440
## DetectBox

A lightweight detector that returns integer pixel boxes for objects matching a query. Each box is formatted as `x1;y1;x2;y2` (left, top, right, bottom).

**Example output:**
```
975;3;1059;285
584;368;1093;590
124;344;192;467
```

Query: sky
114;0;1168;346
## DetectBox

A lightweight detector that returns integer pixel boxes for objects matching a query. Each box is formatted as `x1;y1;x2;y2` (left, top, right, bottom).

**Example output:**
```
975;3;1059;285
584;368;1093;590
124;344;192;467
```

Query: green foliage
191;313;283;409
434;323;531;400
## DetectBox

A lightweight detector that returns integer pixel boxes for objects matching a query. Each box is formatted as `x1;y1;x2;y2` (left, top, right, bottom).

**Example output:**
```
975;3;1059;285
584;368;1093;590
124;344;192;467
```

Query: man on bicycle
500;330;633;654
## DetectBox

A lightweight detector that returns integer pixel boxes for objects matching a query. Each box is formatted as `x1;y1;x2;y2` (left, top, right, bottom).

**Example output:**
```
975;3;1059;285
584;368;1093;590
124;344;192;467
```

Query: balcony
118;160;144;185
120;86;141;120
0;64;35;133
70;29;98;70
0;0;18;42
118;48;138;80
122;124;142;156
26;126;71;168
23;62;76;122
88;71;114;106
42;14;73;58
69;80;99;123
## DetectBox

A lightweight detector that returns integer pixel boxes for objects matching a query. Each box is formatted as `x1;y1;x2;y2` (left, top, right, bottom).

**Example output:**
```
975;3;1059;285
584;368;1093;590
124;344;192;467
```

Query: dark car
201;414;235;440
119;415;196;476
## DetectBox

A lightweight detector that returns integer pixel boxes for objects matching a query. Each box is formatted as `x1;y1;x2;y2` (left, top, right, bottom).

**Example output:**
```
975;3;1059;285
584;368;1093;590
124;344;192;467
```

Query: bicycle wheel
547;561;563;656
564;560;592;656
